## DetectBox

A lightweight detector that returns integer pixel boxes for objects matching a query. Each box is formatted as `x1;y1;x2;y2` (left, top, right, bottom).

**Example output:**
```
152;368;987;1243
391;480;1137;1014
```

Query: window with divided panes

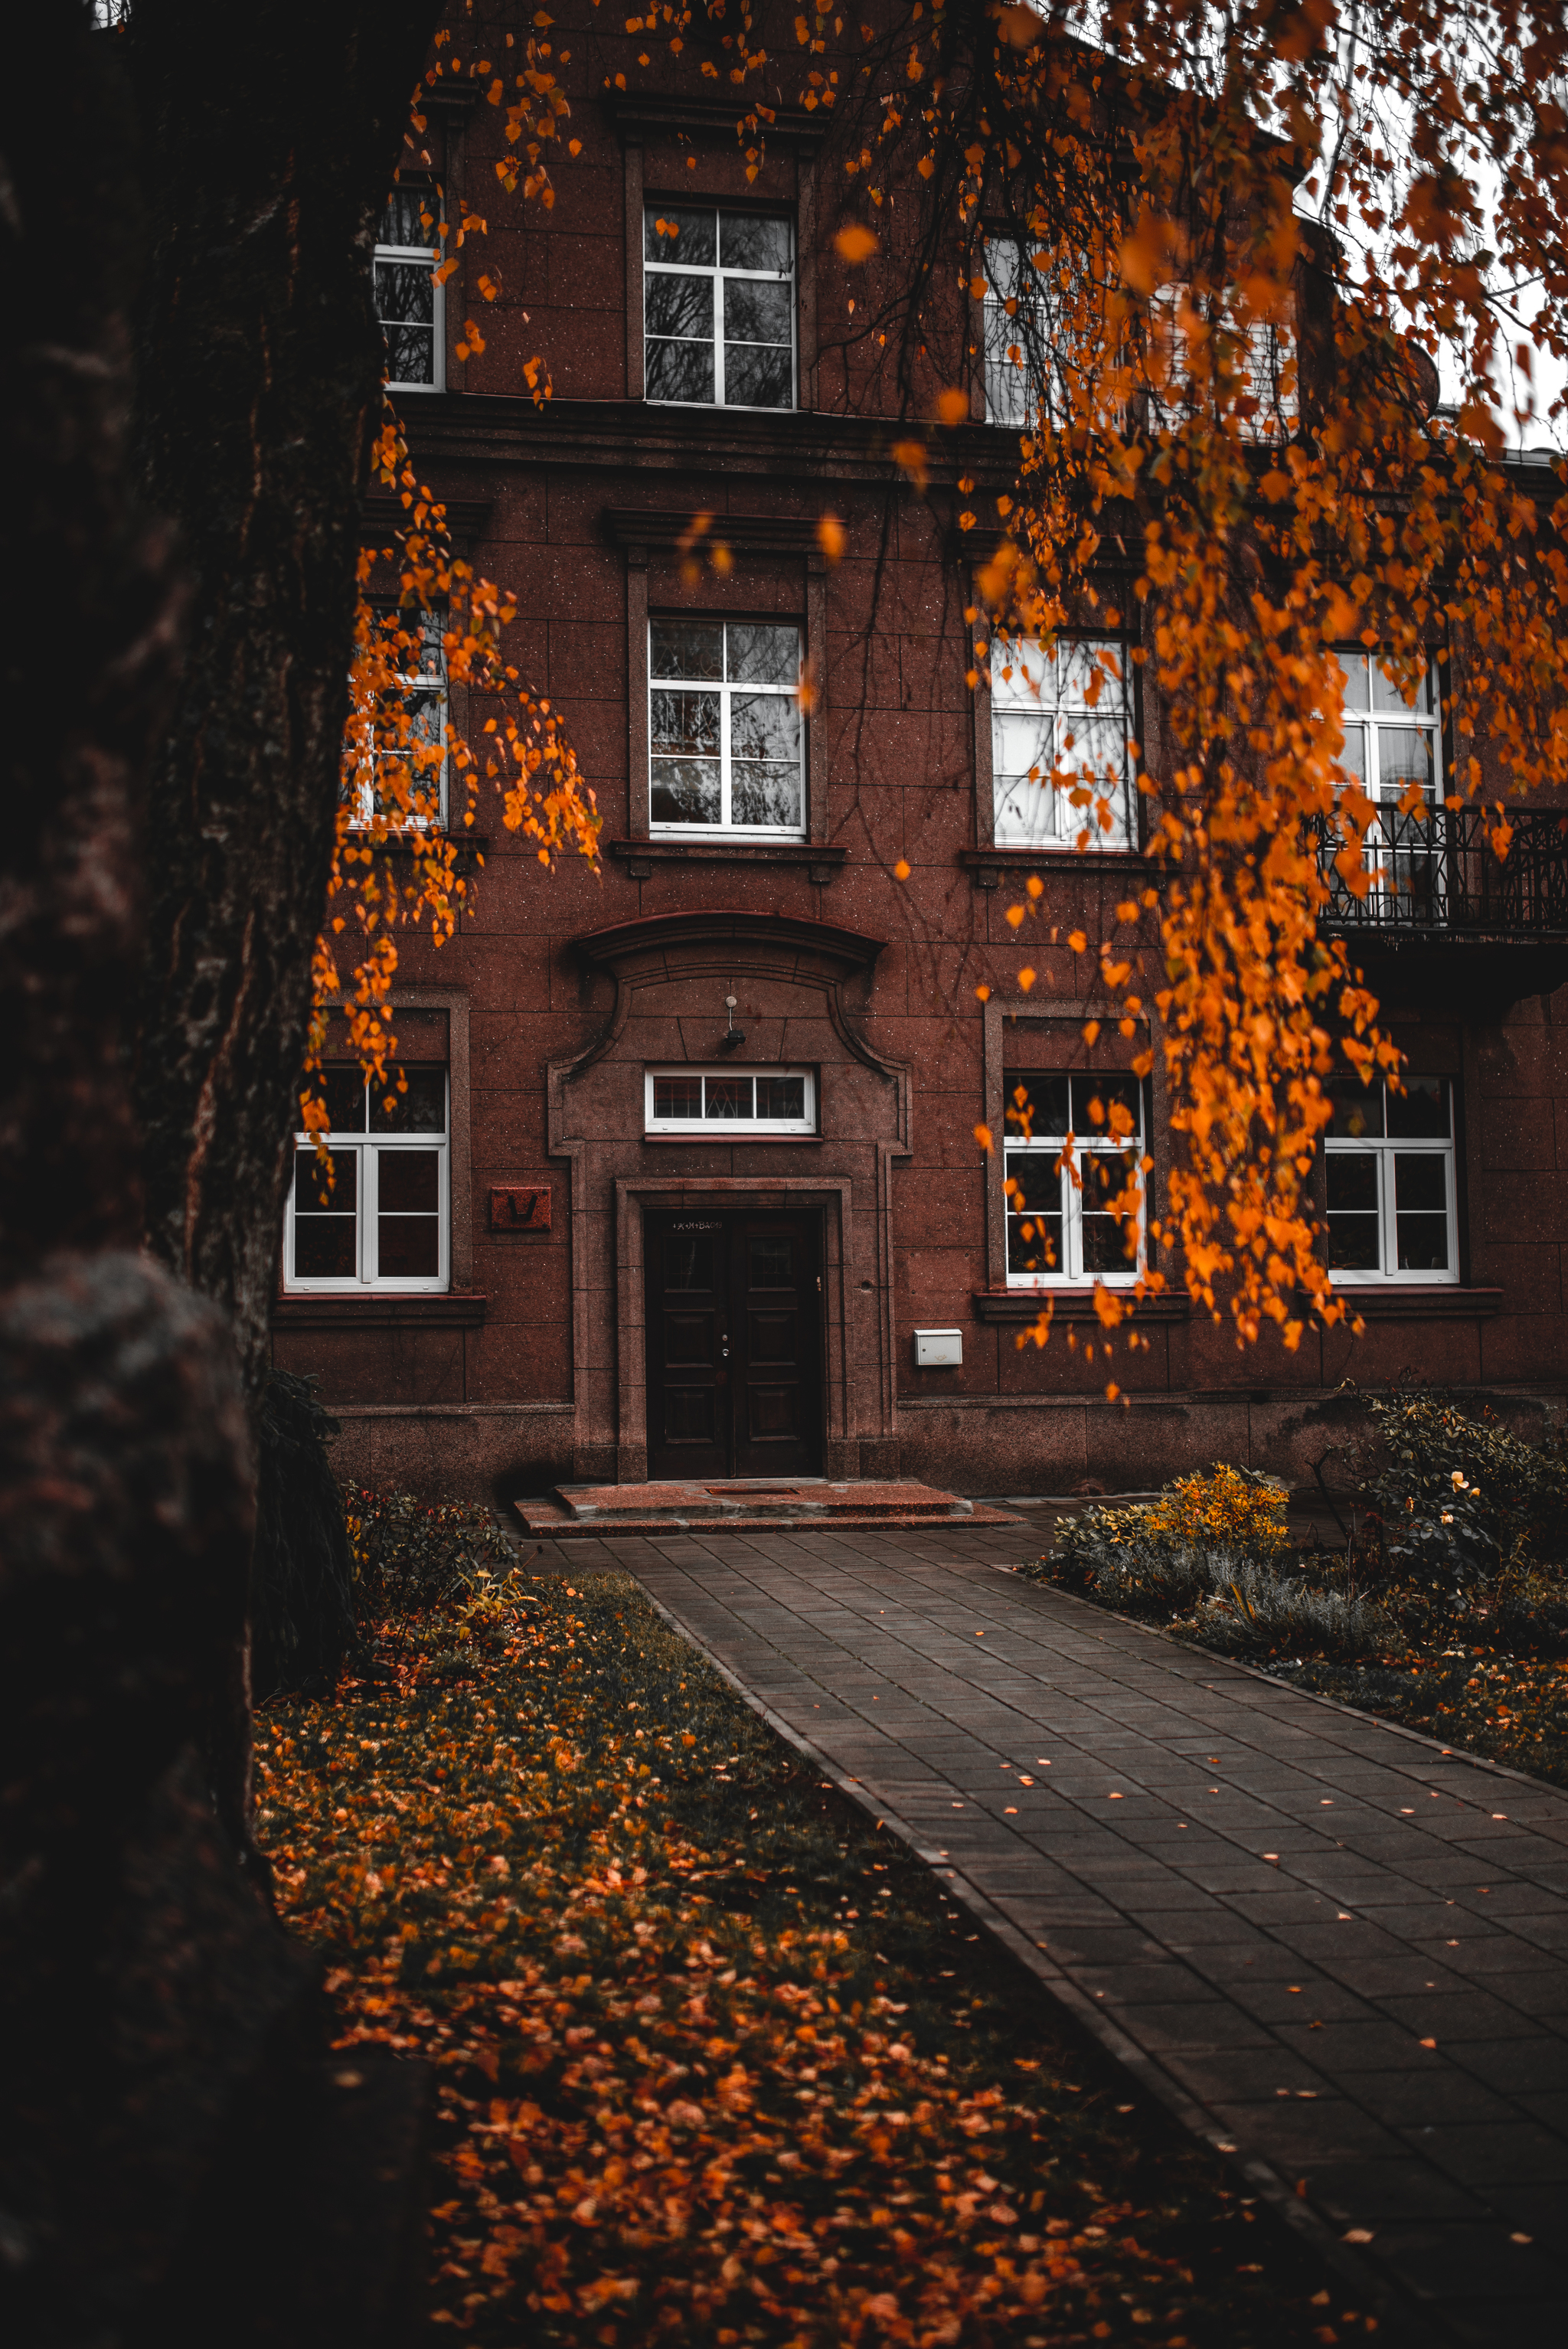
1325;1076;1458;1282
644;205;795;409
990;638;1136;851
649;619;804;836
374;190;443;391
982;241;1063;429
645;1068;815;1136
285;1067;449;1290
1003;1070;1146;1285
1146;289;1298;442
346;608;449;830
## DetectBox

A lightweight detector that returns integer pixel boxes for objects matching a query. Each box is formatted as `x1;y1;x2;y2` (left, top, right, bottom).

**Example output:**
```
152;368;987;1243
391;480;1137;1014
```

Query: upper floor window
346;607;448;831
1003;1070;1146;1287
1325;1076;1457;1283
285;1067;449;1292
644;206;795;410
649;619;804;838
1334;651;1440;806
991;637;1136;851
1147;289;1297;442
645;1067;817;1136
982;241;1060;429
376;190;443;392
1329;649;1442;916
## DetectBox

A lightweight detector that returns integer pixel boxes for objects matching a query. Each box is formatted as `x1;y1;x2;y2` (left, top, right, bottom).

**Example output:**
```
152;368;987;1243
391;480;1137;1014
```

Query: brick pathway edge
630;1575;1423;2344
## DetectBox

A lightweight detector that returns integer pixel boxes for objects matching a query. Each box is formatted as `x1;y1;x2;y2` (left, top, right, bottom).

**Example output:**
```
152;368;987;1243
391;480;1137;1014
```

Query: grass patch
256;1558;1347;2346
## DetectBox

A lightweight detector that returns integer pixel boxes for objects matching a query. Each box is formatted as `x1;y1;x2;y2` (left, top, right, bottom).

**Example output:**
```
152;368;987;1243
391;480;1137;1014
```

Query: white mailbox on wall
913;1327;963;1368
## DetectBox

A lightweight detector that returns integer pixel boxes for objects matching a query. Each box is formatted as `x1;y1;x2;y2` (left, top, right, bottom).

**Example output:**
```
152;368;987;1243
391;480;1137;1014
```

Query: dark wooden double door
645;1211;822;1480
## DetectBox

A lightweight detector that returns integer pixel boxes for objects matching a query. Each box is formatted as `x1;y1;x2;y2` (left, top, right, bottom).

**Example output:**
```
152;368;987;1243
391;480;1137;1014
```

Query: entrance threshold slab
513;1479;1026;1537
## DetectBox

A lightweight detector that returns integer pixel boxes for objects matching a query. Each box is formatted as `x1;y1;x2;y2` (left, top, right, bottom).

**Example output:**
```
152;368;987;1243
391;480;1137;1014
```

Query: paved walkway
532;1522;1568;2346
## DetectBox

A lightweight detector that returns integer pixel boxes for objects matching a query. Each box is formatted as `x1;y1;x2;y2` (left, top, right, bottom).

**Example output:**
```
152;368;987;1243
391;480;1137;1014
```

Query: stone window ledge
609;838;845;883
972;1289;1189;1324
1330;1286;1503;1319
272;1293;488;1331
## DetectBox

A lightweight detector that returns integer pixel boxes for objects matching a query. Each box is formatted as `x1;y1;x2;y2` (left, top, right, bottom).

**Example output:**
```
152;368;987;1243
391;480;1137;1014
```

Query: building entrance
644;1210;823;1481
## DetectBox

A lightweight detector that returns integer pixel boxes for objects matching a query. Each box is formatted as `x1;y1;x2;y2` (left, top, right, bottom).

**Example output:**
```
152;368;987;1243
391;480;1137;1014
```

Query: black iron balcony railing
1315;804;1568;939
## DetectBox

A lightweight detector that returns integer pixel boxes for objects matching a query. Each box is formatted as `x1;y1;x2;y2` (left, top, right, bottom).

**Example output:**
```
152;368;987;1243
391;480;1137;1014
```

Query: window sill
1328;1286;1501;1318
273;1292;488;1329
974;1288;1187;1322
641;1132;825;1145
612;838;844;881
343;829;488;859
962;848;1150;887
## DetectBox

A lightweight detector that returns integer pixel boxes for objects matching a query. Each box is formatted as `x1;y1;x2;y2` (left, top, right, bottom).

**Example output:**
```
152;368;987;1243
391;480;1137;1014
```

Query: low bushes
1024;1398;1568;1785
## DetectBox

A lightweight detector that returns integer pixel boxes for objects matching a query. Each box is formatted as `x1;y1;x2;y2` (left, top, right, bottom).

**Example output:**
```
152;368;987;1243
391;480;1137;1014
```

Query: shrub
1361;1390;1568;1589
1037;1464;1390;1665
343;1486;518;1621
1186;1554;1390;1663
253;1371;357;1699
1144;1463;1292;1562
1050;1463;1289;1597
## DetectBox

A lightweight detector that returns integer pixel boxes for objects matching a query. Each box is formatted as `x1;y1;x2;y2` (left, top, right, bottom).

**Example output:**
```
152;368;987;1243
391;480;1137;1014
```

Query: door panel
732;1218;820;1477
645;1216;730;1479
645;1210;822;1479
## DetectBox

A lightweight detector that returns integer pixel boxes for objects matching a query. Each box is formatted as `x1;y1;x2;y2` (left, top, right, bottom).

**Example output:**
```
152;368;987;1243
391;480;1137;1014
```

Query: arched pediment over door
548;910;911;1484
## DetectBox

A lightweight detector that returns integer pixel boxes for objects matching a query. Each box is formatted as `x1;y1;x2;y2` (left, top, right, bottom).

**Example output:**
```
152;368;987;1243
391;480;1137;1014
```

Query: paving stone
609;1529;1568;2341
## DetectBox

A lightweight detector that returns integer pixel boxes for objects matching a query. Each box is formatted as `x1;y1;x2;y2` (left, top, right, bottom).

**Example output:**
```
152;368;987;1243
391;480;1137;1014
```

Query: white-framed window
375;189;444;393
1331;649;1442;915
1334;650;1441;805
1325;1076;1458;1284
982;240;1061;429
649;619;805;837
643;204;795;409
1002;1070;1146;1286
346;607;449;831
284;1067;449;1292
1147;289;1298;442
645;1067;816;1137
991;636;1136;851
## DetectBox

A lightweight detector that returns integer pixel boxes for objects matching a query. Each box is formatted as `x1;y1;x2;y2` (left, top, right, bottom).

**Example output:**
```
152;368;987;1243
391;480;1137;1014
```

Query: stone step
512;1478;1027;1537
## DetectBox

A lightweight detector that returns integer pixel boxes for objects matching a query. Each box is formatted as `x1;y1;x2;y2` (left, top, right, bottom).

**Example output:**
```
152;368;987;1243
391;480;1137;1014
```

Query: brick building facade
271;55;1568;1502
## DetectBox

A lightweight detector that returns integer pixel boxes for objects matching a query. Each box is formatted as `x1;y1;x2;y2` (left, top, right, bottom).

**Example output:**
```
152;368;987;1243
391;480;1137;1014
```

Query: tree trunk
127;0;443;1401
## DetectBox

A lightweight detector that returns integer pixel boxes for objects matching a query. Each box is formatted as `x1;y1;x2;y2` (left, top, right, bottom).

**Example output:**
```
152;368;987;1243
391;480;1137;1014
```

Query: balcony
1316;804;1568;1008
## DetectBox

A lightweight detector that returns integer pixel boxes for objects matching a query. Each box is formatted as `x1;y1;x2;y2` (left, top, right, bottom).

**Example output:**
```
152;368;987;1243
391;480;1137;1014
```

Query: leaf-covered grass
256;1566;1349;2346
1282;1651;1568;1789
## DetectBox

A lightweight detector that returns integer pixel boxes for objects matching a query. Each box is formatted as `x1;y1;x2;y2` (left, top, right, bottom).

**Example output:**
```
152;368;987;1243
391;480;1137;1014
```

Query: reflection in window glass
644;205;794;410
990;636;1135;851
649;620;803;835
1328;649;1443;916
1001;1070;1145;1286
1325;1078;1457;1281
375;191;443;390
645;1069;816;1135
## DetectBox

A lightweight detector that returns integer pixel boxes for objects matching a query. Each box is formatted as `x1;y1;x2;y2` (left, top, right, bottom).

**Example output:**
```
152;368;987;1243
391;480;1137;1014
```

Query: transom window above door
645;1067;816;1135
991;637;1136;851
649;619;805;837
644;205;795;409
